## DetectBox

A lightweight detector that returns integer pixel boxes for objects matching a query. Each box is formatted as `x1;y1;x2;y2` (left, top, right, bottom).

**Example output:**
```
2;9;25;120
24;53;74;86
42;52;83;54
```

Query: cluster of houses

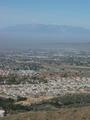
0;69;10;76
0;76;89;98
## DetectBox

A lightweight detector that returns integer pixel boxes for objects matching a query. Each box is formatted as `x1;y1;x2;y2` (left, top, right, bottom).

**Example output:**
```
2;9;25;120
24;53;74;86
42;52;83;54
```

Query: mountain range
1;24;90;34
0;24;90;49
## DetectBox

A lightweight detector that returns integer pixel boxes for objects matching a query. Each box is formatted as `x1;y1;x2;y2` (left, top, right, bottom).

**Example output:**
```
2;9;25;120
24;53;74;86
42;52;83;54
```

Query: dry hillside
1;106;90;120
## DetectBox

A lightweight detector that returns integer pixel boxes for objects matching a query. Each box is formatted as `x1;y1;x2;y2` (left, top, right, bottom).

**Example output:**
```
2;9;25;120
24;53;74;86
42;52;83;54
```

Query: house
0;109;5;117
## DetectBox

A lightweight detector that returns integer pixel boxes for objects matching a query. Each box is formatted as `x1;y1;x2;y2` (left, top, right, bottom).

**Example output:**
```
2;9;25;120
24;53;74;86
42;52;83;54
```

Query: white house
0;109;5;117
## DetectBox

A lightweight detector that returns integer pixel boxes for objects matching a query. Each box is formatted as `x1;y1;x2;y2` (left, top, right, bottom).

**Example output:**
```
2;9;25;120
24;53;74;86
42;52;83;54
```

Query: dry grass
1;106;90;120
16;96;54;105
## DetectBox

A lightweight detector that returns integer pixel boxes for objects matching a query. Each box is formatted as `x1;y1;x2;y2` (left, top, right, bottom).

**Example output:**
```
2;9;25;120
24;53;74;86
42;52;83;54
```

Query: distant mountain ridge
0;24;90;49
1;24;90;34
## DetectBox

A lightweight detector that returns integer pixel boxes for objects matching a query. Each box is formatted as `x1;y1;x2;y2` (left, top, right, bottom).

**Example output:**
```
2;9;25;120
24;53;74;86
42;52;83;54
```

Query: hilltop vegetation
1;106;90;120
0;93;90;114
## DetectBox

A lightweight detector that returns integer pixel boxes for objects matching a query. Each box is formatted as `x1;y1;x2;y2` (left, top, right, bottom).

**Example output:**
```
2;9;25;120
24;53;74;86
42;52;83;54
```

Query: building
0;109;5;117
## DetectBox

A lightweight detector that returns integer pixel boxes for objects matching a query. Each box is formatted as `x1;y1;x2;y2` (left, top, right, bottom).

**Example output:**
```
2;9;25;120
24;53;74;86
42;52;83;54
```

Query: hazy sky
0;0;90;28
